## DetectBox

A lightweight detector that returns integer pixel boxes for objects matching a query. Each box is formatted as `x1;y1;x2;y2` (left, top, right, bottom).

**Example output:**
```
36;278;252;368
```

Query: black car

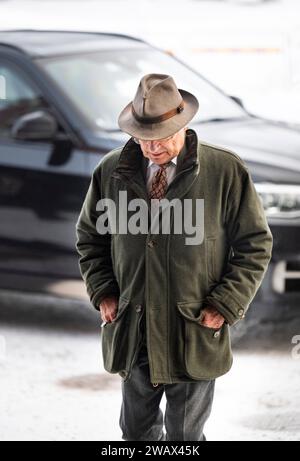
0;30;299;323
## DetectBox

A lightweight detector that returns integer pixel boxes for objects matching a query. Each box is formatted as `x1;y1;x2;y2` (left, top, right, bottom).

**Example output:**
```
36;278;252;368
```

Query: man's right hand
99;295;119;323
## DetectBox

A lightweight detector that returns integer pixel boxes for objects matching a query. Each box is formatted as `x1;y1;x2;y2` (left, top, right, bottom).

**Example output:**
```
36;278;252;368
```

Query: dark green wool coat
75;128;273;384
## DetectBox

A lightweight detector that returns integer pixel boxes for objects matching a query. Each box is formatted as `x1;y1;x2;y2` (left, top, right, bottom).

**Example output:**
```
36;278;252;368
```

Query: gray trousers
119;343;215;441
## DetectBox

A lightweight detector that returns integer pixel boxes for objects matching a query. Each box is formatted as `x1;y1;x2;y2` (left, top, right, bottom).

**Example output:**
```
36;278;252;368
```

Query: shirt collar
147;152;181;168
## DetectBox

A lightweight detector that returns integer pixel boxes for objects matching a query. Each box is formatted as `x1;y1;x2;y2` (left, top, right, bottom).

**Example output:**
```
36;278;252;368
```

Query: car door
0;56;88;293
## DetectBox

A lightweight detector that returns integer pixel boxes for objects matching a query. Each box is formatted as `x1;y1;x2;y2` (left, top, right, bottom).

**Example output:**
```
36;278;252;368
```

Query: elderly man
76;74;273;441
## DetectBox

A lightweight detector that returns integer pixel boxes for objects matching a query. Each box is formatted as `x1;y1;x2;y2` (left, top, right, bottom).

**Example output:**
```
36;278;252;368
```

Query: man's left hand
200;306;225;329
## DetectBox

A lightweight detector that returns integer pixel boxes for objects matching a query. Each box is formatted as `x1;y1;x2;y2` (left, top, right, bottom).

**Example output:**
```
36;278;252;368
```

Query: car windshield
36;47;247;131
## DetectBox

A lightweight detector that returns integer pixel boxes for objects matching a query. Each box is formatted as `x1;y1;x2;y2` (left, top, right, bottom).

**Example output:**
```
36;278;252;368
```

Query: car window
36;48;248;132
0;61;49;138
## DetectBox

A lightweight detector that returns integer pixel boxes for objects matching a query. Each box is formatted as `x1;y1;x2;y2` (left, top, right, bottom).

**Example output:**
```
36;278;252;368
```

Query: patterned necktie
149;162;172;200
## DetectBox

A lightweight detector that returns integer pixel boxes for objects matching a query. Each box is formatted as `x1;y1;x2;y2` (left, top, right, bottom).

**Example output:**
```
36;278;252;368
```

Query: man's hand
99;295;119;323
200;306;225;329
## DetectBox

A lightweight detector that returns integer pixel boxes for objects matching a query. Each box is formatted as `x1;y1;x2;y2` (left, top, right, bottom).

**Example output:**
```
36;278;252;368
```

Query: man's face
137;127;187;165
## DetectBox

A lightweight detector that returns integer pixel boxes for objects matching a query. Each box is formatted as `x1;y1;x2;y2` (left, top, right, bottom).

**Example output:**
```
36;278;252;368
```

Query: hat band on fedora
131;100;185;125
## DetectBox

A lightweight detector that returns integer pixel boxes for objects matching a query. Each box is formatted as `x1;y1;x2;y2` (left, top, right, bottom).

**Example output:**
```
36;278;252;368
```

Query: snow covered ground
0;0;299;124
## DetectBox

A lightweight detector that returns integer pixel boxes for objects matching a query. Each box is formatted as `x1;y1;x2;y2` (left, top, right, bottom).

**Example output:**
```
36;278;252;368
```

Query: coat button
135;304;142;313
213;331;220;338
147;240;155;248
238;309;244;317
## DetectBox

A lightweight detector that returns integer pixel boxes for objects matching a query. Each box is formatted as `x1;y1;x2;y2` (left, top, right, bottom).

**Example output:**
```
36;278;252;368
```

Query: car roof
0;30;148;58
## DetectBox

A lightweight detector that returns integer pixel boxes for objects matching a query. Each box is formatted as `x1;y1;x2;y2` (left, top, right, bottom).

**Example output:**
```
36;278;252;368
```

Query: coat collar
111;128;200;206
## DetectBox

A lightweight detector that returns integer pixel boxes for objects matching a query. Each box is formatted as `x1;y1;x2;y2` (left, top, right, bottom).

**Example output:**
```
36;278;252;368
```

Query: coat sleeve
75;166;120;311
204;164;273;326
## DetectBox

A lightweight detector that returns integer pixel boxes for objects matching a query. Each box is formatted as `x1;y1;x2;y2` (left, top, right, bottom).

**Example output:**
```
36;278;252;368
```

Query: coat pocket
176;300;233;380
101;296;131;374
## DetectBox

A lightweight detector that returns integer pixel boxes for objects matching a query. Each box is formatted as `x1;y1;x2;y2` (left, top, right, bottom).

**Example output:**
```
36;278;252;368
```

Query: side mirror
11;110;58;141
229;95;245;109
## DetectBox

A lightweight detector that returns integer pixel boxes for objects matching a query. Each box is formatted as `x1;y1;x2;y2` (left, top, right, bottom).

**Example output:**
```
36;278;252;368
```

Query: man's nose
148;141;161;152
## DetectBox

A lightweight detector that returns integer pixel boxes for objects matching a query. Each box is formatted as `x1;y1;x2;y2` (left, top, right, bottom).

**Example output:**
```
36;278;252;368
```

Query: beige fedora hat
118;73;199;140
